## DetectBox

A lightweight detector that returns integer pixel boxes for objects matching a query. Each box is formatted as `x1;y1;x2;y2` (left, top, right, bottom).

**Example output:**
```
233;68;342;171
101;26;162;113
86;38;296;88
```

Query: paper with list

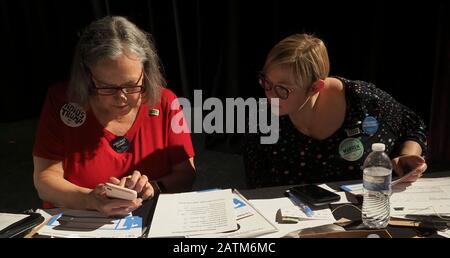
148;189;237;237
390;177;450;216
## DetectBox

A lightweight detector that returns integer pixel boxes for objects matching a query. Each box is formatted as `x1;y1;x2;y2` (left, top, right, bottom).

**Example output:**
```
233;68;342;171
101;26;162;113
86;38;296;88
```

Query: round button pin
110;136;130;153
339;137;364;161
362;116;379;135
60;103;86;127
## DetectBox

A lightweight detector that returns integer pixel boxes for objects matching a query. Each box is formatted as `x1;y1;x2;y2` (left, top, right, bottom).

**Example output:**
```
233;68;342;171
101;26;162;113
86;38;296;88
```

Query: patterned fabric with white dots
243;77;427;188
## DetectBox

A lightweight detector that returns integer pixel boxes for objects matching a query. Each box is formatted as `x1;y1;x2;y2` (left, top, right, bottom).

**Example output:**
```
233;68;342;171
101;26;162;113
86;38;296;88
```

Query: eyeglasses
257;72;295;100
90;70;145;96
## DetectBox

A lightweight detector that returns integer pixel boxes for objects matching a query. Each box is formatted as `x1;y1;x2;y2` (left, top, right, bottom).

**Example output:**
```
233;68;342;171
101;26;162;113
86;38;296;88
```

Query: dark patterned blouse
243;77;427;188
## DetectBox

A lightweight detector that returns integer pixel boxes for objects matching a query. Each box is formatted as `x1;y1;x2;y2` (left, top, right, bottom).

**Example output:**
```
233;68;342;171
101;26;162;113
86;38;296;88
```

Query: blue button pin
362;116;379;135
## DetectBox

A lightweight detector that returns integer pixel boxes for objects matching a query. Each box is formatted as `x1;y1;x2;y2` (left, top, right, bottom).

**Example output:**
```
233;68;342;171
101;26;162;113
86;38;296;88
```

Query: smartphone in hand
104;183;137;201
289;185;340;207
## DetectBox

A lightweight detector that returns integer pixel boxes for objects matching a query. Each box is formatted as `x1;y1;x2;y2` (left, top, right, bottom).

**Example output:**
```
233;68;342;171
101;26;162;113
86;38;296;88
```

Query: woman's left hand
109;170;155;200
391;155;427;182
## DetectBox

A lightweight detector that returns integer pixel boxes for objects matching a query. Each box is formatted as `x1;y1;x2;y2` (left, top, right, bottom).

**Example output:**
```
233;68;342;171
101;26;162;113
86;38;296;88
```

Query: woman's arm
391;141;427;179
33;156;93;209
33;157;142;216
397;140;423;156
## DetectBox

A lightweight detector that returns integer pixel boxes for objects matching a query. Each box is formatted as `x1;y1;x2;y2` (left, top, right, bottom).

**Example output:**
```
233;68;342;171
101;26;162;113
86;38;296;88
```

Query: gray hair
68;16;165;106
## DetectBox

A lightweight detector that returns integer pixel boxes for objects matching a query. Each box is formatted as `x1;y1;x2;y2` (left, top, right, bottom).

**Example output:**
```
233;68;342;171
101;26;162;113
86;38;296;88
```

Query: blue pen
287;191;314;217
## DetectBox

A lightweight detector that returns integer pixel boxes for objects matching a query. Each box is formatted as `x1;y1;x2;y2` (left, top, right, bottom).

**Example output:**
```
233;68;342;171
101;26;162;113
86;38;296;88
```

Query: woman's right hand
88;184;143;217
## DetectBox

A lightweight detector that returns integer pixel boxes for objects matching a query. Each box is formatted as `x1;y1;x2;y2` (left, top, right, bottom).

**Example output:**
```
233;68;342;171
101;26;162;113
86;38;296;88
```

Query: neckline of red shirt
88;103;147;143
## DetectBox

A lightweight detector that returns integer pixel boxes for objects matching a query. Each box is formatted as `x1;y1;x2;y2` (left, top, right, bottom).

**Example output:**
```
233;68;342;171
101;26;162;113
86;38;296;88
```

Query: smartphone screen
289;185;340;207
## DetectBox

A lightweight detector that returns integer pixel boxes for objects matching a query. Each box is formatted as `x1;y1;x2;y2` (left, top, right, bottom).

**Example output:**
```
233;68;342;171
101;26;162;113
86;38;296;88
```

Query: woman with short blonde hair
245;33;427;188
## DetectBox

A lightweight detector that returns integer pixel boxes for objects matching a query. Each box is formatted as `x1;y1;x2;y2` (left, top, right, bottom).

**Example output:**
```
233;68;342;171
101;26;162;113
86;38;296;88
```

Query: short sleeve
163;90;195;165
32;85;66;160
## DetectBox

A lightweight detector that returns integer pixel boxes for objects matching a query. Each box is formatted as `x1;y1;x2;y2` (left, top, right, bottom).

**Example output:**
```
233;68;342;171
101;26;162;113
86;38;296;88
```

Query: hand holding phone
104;183;137;201
288;185;340;207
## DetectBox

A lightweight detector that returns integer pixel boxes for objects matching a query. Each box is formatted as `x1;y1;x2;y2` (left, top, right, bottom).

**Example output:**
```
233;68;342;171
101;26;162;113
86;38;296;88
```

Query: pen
286;191;314;217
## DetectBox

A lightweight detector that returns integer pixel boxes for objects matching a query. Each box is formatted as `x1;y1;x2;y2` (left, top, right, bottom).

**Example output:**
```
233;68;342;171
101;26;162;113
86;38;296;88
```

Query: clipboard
0;212;45;238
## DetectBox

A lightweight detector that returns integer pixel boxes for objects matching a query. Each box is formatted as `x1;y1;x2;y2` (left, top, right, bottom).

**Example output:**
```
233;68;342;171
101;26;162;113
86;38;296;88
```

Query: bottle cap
372;143;385;152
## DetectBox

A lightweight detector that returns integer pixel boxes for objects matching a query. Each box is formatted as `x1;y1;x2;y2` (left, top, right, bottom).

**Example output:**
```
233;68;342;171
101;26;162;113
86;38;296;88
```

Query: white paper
233;193;255;220
250;198;336;238
438;229;450;238
148;189;237;238
0;213;29;231
340;183;364;195
36;209;142;238
192;192;278;238
390;177;450;217
339;171;428;196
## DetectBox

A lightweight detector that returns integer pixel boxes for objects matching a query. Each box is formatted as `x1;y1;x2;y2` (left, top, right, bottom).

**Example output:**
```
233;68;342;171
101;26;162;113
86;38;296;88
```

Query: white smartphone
104;183;137;201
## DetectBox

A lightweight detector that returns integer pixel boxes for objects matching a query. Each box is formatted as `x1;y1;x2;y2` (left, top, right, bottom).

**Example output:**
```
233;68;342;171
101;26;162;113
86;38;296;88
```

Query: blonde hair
263;34;330;91
68;16;165;107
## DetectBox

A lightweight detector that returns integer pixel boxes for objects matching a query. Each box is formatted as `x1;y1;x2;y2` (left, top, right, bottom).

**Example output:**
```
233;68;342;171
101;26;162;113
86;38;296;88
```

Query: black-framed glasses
257;72;295;100
90;69;145;96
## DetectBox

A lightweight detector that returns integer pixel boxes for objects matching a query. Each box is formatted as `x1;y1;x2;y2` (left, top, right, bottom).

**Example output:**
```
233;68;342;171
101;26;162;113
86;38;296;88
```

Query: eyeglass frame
257;72;296;100
89;69;146;96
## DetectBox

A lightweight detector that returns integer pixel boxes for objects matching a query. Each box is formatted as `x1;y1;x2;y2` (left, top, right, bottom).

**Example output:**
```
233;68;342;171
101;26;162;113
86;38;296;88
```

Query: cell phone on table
288;185;340;207
104;183;137;201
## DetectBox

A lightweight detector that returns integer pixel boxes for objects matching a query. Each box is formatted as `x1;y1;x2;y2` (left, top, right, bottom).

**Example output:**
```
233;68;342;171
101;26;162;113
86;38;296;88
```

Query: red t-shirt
33;83;194;207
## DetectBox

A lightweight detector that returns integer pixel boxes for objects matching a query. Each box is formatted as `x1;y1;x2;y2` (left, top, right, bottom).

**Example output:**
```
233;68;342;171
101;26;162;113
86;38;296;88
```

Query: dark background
0;0;449;210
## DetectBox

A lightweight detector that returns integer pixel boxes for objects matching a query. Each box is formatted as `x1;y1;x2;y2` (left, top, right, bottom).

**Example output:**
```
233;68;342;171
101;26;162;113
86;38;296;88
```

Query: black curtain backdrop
1;0;448;162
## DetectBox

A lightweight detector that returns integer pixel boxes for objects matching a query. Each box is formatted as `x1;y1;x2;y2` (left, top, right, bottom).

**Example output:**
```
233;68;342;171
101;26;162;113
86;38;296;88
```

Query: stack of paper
36;209;142;238
390;177;450;217
148;189;237;237
147;189;279;238
250;197;336;238
192;191;278;238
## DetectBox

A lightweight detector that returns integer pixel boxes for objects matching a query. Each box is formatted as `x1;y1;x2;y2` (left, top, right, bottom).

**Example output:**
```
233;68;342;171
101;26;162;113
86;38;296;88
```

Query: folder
0;212;45;238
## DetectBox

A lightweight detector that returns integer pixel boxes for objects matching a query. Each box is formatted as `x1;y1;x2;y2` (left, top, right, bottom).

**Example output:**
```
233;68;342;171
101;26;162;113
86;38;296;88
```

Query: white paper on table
249;197;336;238
233;192;255;220
148;189;237;238
340;183;364;195
438;229;450;238
36;209;142;238
0;213;30;231
339;171;437;196
390;177;450;217
192;191;278;238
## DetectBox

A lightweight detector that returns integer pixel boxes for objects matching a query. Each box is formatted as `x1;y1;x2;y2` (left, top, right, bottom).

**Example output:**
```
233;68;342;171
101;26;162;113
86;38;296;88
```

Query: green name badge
339;137;364;161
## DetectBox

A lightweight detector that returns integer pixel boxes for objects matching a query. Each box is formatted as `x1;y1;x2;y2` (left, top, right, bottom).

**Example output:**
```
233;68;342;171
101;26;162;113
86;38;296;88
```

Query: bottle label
363;174;391;191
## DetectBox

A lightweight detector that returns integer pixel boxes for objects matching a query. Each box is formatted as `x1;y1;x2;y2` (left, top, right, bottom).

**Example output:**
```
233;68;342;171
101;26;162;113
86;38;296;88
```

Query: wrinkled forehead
90;54;144;85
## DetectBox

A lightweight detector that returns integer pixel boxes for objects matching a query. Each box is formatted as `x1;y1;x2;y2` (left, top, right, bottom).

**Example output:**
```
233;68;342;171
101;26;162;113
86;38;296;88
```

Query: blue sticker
233;198;246;209
362;116;379;135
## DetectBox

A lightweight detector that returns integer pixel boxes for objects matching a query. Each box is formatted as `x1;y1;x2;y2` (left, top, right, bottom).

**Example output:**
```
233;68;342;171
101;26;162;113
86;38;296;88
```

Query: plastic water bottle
362;143;392;228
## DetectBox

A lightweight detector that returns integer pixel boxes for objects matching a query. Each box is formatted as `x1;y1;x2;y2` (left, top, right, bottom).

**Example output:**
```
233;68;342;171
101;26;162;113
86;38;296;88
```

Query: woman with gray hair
33;16;195;217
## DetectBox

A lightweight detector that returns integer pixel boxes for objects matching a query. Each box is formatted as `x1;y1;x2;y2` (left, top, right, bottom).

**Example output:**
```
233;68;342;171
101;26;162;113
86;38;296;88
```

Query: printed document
148;189;237;237
192;191;278;238
390;177;450;217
